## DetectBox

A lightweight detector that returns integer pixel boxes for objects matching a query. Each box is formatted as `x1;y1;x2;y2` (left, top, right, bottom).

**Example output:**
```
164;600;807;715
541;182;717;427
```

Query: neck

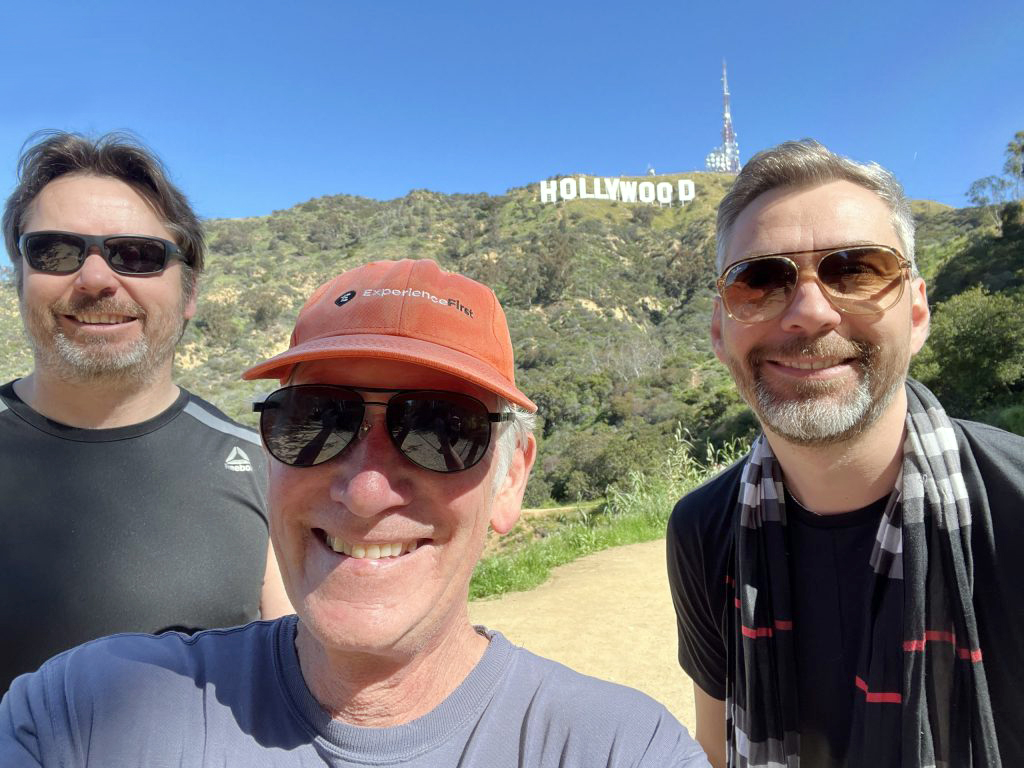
764;386;908;514
295;618;489;727
15;364;180;428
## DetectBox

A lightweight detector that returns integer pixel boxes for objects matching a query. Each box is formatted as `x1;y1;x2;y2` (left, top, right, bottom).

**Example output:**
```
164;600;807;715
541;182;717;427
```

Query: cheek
267;464;319;533
21;275;62;305
717;323;759;363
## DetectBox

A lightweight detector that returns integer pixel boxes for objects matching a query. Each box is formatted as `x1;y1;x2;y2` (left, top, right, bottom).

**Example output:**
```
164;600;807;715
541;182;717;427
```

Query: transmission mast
705;60;741;174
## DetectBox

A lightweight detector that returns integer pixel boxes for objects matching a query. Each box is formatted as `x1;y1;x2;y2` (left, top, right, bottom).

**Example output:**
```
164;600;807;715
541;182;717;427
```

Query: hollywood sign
539;176;696;206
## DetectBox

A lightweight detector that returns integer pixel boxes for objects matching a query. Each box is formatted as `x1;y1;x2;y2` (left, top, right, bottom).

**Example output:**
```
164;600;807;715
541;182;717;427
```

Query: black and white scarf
725;379;1001;767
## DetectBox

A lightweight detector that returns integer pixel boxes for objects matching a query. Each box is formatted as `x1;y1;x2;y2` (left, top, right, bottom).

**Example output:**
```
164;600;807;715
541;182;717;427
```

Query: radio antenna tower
705;60;741;174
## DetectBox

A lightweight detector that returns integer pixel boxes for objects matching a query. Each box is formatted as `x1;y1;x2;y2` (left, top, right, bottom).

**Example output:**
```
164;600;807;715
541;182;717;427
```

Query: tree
911;286;1024;416
966;176;1012;228
1004;131;1024;199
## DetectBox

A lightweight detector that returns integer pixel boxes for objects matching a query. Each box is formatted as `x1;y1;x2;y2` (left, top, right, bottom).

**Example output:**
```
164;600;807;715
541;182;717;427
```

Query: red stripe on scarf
855;676;902;704
740;620;792;638
903;630;984;661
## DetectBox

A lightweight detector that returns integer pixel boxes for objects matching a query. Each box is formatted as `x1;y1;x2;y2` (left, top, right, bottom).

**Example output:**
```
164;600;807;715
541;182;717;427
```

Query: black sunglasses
19;230;187;276
254;385;510;473
716;245;912;324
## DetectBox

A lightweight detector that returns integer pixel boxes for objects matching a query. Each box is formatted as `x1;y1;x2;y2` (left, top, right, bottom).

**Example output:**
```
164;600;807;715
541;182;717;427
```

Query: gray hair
490;397;536;494
716;139;916;274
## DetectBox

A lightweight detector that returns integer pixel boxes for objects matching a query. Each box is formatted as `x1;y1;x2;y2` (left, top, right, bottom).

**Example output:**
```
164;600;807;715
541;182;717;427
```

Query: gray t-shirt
0;616;709;767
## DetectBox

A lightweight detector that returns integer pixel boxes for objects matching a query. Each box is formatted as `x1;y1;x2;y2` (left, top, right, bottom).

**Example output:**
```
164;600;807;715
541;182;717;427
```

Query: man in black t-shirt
667;140;1024;768
0;132;291;692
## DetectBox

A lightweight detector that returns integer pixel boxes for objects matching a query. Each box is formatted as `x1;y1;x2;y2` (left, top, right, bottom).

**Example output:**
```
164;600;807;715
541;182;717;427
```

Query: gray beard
752;371;897;446
47;331;159;382
23;296;183;387
739;336;908;447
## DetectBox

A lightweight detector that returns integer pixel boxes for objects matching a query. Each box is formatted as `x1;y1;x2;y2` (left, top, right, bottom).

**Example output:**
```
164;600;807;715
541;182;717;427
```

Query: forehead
291;358;498;405
725;180;899;268
22;173;174;240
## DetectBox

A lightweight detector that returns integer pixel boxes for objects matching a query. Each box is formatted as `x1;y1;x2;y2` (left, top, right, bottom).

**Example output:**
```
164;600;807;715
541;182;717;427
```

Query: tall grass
470;430;748;600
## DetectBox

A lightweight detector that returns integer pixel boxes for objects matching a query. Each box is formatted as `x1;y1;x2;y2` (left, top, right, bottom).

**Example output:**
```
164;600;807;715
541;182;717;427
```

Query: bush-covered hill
1;175;1017;504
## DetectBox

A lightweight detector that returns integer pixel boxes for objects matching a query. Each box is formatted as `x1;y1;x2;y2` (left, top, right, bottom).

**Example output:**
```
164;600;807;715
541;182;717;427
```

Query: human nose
778;273;843;335
73;249;120;297
328;411;411;518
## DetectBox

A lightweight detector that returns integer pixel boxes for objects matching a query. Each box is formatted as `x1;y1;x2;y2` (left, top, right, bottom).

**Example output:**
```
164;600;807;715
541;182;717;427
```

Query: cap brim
242;334;537;413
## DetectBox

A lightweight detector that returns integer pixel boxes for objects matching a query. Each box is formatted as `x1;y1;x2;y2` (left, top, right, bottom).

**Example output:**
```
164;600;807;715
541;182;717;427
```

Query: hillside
1;175;1013;504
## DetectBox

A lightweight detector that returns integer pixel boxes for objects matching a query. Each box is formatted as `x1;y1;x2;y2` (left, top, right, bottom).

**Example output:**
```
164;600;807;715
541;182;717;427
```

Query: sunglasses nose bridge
352;404;387;442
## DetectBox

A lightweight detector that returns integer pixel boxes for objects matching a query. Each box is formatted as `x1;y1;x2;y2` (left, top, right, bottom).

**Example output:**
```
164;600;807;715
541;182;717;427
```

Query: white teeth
74;313;130;325
780;359;843;371
325;535;419;559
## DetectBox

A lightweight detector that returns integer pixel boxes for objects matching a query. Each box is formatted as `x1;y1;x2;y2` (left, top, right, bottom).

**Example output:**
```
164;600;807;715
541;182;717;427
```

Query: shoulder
7;619;287;712
1;619;293;763
0;379;28;423
953;418;1024;466
499;640;708;765
508;642;665;711
950;418;1024;514
179;389;261;447
668;456;746;543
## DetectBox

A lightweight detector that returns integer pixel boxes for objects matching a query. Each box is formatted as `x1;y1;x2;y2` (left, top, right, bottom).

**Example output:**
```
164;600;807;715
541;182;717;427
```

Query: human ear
489;434;536;535
710;298;727;364
908;277;930;355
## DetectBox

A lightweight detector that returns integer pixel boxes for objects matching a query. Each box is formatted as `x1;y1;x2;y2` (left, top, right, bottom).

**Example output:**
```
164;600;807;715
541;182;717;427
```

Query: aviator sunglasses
19;231;187;276
254;385;510;473
716;244;912;324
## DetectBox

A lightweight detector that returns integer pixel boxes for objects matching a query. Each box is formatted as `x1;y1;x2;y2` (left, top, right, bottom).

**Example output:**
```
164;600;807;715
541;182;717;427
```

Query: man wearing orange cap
1;259;709;767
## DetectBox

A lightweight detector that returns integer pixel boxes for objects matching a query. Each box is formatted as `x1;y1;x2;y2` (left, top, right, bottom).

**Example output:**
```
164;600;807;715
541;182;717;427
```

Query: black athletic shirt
667;419;1024;767
0;381;269;693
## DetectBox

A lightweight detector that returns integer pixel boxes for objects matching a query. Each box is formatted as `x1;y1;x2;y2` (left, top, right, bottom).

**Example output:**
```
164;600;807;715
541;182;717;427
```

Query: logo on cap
335;290;357;307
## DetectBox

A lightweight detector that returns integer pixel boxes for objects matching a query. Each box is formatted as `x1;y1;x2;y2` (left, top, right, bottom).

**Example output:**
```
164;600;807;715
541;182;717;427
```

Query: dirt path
468;538;697;734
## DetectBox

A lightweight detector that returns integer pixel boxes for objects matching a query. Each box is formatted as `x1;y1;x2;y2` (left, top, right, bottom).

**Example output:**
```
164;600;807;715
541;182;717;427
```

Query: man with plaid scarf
667;140;1024;768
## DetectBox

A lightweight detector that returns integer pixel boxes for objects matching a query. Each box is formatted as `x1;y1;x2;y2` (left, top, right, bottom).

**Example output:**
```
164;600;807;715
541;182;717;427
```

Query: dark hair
2;131;205;295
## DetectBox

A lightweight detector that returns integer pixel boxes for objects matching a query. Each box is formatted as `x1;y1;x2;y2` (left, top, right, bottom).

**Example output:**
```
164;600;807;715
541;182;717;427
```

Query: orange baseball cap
242;259;537;412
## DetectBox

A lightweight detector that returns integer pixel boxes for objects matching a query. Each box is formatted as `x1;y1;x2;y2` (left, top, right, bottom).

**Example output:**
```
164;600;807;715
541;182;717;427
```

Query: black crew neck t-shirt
786;489;889;767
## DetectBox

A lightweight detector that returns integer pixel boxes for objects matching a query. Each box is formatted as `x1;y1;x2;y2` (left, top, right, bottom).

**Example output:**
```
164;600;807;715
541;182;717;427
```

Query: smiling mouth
315;529;426;560
769;357;854;371
66;312;136;325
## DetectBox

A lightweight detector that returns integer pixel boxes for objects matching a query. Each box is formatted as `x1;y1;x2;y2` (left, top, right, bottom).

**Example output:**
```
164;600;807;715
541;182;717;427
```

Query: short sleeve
665;463;744;701
0;665;62;767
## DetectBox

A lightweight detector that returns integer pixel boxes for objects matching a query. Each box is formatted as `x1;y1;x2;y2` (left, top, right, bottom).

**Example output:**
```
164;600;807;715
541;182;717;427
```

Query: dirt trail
468;538;697;734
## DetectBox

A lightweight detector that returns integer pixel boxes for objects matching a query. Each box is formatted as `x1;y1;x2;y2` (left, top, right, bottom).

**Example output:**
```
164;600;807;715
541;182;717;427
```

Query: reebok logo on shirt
224;447;253;472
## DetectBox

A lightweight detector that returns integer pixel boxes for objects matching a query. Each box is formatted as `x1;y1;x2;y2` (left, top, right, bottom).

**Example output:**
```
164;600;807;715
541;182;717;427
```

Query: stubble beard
22;295;185;386
728;335;908;447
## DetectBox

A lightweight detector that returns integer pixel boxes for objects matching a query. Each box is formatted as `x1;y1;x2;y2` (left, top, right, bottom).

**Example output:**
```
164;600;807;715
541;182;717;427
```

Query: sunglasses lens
260;386;364;467
23;233;86;274
387;392;493;472
721;257;798;322
818;248;905;313
105;237;169;274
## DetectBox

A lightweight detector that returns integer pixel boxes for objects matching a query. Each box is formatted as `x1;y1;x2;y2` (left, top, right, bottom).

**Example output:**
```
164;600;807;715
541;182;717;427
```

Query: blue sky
1;0;1021;220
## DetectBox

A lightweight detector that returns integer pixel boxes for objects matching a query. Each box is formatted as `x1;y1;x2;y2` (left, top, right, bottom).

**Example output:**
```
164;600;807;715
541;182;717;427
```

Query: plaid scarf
726;380;1001;767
